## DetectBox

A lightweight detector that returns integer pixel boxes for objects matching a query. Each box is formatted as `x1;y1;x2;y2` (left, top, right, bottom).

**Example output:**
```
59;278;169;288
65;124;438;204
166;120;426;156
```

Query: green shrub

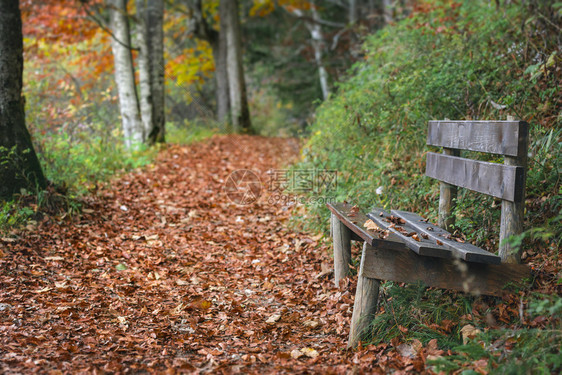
165;120;217;145
295;0;560;252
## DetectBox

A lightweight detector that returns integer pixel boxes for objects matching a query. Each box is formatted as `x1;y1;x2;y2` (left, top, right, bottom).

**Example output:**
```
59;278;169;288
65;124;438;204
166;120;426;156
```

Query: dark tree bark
213;23;230;125
146;0;165;143
0;0;46;199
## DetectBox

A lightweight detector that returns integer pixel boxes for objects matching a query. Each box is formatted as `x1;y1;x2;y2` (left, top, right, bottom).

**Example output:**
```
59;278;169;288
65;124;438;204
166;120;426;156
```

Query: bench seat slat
426;152;524;202
361;245;530;296
367;208;453;259
391;210;501;265
326;202;405;251
427;120;528;157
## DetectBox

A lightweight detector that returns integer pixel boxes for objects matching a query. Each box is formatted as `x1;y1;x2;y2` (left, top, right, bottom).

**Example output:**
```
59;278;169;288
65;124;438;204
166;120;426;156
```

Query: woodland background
0;0;560;373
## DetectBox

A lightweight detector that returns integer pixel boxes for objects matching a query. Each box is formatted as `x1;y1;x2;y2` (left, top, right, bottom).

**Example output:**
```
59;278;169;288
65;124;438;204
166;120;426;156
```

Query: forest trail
1;136;421;373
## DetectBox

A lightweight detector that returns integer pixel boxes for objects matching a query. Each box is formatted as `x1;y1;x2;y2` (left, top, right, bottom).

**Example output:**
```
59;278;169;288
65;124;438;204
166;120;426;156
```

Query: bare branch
80;1;140;51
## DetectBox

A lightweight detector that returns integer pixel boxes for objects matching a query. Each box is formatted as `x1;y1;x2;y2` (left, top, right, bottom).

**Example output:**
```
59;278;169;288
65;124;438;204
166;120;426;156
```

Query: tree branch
80;1;140;51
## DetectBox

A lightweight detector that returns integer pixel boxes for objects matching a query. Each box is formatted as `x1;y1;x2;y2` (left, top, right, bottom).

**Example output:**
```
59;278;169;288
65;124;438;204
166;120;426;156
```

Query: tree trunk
349;0;358;24
294;4;330;101
146;0;165;143
311;5;330;100
220;0;252;133
0;0;46;199
382;0;393;25
135;0;153;142
212;33;230;126
108;0;143;150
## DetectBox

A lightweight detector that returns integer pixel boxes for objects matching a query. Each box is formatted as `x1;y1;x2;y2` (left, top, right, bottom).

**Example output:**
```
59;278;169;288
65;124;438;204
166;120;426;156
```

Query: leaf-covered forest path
1;136;424;374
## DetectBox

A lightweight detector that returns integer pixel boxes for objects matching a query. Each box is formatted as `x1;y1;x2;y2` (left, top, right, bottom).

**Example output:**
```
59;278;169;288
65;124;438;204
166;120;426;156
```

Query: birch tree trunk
146;0;165;143
220;0;252;133
293;3;329;101
310;5;330;101
349;0;358;24
382;0;393;25
108;0;143;150
0;0;46;199
135;0;152;142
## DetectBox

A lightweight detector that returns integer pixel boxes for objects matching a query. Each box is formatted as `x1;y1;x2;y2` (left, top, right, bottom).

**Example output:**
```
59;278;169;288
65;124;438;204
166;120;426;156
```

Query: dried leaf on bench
388;215;406;225
348;205;359;217
363;219;380;231
412;234;421;242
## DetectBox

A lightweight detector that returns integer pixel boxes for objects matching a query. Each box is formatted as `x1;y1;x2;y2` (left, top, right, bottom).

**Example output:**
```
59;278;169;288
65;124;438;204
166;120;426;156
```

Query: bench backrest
425;120;529;264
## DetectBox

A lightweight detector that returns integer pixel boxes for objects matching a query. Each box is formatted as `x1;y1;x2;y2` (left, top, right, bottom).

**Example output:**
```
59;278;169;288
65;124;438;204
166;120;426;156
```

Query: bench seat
327;201;530;297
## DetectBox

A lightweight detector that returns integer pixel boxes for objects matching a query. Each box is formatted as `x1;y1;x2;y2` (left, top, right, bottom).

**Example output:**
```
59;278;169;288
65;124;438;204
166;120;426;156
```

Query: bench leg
331;213;352;287
348;242;380;348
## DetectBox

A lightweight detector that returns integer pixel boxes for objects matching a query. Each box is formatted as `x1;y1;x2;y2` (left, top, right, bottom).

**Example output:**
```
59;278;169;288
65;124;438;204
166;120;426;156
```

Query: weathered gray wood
439;148;459;231
499;131;528;263
391;210;501;264
348;242;380;348
427;121;529;157
426;152;525;202
326;202;406;251
368;208;453;259
361;245;530;296
332;212;352;287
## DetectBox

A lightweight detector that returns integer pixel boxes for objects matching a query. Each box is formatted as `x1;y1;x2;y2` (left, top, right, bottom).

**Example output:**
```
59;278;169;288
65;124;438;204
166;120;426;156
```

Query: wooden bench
327;120;532;347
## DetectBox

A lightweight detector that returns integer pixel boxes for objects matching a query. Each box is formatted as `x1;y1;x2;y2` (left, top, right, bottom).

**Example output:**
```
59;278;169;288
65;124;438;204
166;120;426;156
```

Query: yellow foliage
250;0;313;17
165;40;215;102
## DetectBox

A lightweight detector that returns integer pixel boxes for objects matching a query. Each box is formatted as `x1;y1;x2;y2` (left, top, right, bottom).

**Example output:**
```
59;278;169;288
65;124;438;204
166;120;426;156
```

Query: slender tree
135;0;165;144
382;0;393;24
220;0;252;133
292;3;330;101
0;0;46;199
135;0;154;142
107;0;144;149
146;0;165;143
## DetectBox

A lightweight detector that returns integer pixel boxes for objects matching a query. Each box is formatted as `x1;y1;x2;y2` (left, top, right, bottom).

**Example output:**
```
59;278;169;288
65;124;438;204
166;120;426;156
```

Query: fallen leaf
290;349;303;359
411;339;423;353
303;320;319;328
397;343;416;358
460;324;482;344
44;256;64;261
364;219;380;231
115;263;128;271
300;347;319;359
34;287;52;293
266;314;282;324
